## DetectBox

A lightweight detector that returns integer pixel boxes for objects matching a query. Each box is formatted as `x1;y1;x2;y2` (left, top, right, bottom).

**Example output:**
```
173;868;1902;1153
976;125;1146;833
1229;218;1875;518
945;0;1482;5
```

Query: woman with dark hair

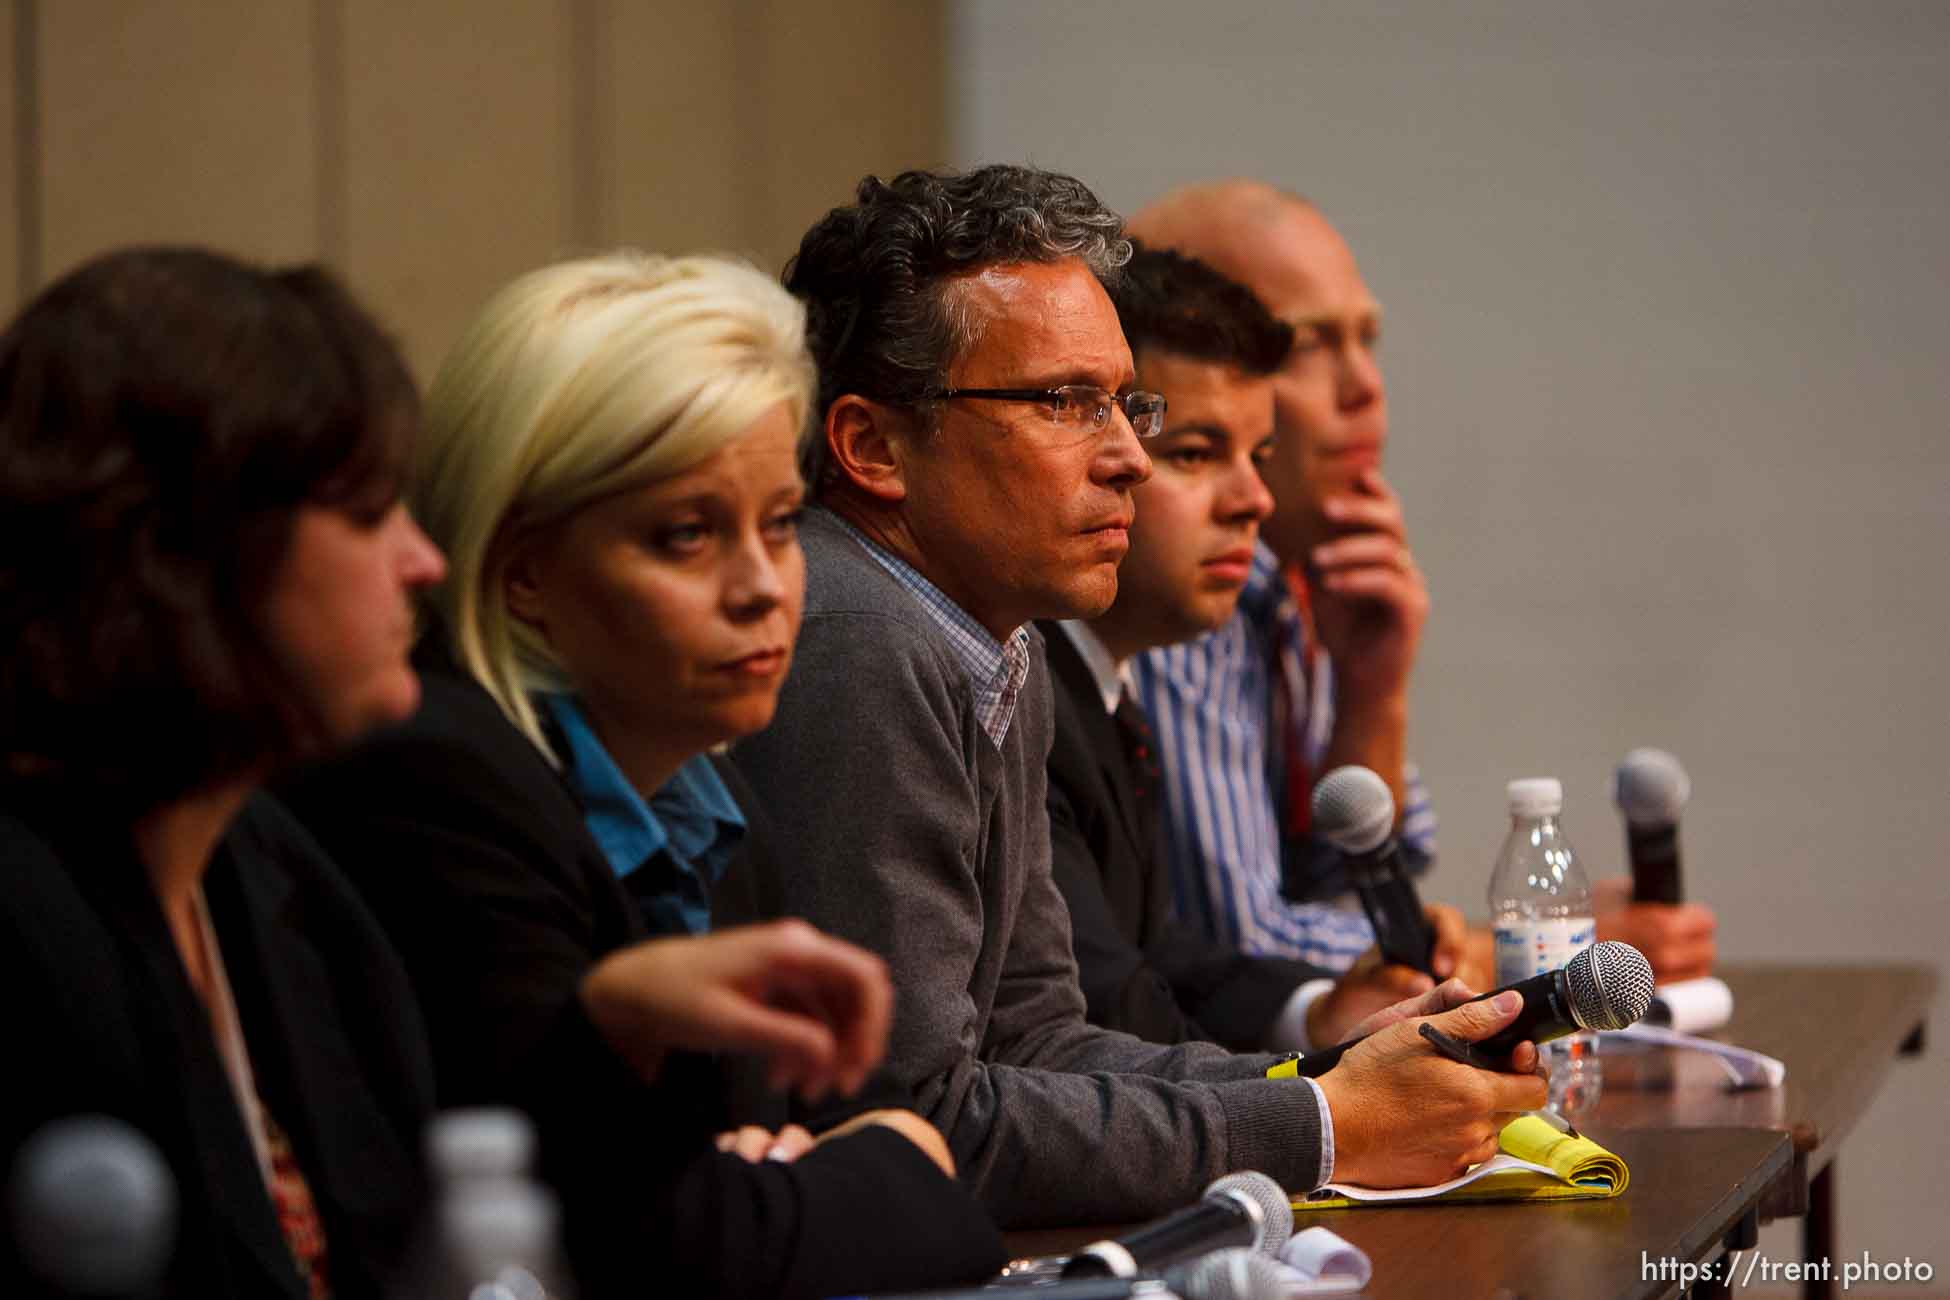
0;247;446;1300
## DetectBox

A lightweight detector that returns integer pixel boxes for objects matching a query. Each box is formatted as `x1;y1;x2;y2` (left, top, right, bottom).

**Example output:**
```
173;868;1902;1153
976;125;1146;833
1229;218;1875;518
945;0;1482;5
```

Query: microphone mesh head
1310;766;1395;854
1203;1170;1291;1256
1614;748;1691;824
8;1116;178;1294
1565;941;1656;1030
1167;1247;1289;1300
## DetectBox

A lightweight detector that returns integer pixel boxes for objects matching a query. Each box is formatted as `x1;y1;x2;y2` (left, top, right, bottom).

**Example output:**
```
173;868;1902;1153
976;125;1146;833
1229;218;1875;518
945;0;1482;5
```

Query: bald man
1127;182;1717;982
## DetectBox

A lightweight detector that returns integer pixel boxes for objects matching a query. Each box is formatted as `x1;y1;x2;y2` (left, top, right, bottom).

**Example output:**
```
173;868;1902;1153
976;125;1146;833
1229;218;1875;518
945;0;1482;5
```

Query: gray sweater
731;508;1328;1227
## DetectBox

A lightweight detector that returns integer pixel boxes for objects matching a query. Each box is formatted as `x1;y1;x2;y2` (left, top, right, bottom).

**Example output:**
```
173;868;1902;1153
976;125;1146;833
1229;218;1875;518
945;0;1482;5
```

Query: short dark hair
0;246;417;808
1110;243;1293;376
783;164;1132;487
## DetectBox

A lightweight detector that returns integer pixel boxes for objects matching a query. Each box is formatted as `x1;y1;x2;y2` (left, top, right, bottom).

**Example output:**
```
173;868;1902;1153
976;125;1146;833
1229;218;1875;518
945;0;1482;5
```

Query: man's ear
824;395;911;504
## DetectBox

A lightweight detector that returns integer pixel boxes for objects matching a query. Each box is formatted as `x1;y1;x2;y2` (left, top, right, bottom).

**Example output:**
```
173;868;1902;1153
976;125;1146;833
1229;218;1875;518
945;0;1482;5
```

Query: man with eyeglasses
734;165;1546;1229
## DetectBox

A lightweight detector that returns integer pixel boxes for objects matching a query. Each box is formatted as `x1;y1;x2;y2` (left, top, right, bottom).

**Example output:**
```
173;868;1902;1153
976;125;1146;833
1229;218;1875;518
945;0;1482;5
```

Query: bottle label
1493;917;1595;985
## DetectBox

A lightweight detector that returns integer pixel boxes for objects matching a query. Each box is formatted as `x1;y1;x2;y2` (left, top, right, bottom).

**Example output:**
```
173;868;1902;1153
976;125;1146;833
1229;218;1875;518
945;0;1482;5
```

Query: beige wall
2;0;946;378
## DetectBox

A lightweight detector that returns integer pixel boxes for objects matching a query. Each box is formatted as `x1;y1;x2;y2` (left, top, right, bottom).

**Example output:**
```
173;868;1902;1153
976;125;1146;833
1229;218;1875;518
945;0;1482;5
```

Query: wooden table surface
1288;1126;1791;1300
998;962;1936;1297
1591;962;1936;1177
1004;1126;1791;1300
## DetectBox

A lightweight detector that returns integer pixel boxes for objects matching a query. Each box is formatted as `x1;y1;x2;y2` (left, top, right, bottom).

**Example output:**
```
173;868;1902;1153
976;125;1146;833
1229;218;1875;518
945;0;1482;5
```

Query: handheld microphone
6;1115;178;1296
1285;940;1656;1078
1614;749;1690;904
1311;766;1435;975
855;1246;1286;1299
1168;1248;1288;1300
1062;1171;1291;1279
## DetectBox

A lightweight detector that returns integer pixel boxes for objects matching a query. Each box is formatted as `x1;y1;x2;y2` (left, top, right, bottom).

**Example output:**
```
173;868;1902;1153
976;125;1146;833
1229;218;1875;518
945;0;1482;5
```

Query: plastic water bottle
425;1110;569;1300
1487;777;1600;1114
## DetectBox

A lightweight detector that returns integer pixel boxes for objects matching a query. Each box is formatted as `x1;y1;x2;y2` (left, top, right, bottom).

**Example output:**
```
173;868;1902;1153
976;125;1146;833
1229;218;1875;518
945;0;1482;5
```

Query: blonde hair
415;251;815;761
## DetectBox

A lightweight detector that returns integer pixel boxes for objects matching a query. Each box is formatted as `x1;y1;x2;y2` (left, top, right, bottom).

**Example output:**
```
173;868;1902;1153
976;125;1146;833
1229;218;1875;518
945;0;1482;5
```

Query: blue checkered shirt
834;514;1033;747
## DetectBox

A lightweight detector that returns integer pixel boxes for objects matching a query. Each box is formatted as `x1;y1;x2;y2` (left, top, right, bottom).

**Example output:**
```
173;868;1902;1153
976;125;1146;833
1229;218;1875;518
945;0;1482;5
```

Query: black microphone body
854;1278;1176;1299
1615;749;1689;904
1626;820;1684;905
1343;835;1435;976
862;1248;1287;1299
1310;767;1434;976
1062;1197;1254;1278
1286;966;1570;1078
1462;966;1583;1059
1060;1172;1287;1282
1284;942;1654;1079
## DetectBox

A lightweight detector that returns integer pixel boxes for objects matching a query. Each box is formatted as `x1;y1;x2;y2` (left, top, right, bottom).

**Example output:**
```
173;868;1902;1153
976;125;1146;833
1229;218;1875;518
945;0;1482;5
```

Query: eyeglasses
926;385;1167;442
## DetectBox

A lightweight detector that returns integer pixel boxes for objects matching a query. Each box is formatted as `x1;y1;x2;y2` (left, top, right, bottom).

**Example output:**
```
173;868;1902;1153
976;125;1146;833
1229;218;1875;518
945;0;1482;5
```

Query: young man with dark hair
1046;245;1470;1055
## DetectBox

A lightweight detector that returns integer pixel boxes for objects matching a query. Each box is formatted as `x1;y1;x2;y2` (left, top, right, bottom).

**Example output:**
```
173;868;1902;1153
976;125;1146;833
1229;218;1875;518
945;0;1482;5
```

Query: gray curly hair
782;164;1132;489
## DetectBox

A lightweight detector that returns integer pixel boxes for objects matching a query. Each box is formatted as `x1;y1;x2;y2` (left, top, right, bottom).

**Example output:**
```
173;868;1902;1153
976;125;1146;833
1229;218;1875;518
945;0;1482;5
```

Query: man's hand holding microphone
1312;980;1548;1187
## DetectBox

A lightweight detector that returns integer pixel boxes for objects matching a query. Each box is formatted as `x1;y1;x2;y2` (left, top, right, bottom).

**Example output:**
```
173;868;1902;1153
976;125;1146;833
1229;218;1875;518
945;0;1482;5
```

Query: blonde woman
280;253;1002;1299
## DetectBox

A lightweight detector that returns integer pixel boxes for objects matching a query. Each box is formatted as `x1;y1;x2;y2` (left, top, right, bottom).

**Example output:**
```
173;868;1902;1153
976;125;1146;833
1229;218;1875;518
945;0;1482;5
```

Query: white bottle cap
428;1109;536;1184
1506;777;1563;816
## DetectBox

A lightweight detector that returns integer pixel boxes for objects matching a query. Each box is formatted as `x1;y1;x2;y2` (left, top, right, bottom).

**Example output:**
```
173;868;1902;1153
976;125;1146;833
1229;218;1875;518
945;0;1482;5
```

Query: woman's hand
714;1110;957;1179
813;1108;956;1178
580;919;893;1102
714;1124;816;1163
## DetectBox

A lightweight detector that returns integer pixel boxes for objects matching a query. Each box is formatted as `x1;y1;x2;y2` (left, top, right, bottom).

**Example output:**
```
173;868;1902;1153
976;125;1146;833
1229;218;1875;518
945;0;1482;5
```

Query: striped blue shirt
834;512;1033;747
1133;544;1438;969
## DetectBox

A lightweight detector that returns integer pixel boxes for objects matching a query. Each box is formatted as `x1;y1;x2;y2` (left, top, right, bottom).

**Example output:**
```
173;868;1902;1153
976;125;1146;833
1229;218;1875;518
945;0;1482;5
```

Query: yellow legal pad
1291;1114;1630;1209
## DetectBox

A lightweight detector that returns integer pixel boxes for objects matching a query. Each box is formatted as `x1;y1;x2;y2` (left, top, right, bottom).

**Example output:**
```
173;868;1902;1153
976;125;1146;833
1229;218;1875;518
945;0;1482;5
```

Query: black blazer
0;790;433;1300
276;652;1004;1299
1041;623;1332;1051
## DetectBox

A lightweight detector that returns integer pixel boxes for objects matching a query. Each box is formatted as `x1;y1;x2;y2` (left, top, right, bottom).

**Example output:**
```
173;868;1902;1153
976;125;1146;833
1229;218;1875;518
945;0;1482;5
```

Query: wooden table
1289;1126;1790;1300
1000;963;1936;1300
1594;964;1934;1174
1004;1127;1791;1300
1590;963;1936;1299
